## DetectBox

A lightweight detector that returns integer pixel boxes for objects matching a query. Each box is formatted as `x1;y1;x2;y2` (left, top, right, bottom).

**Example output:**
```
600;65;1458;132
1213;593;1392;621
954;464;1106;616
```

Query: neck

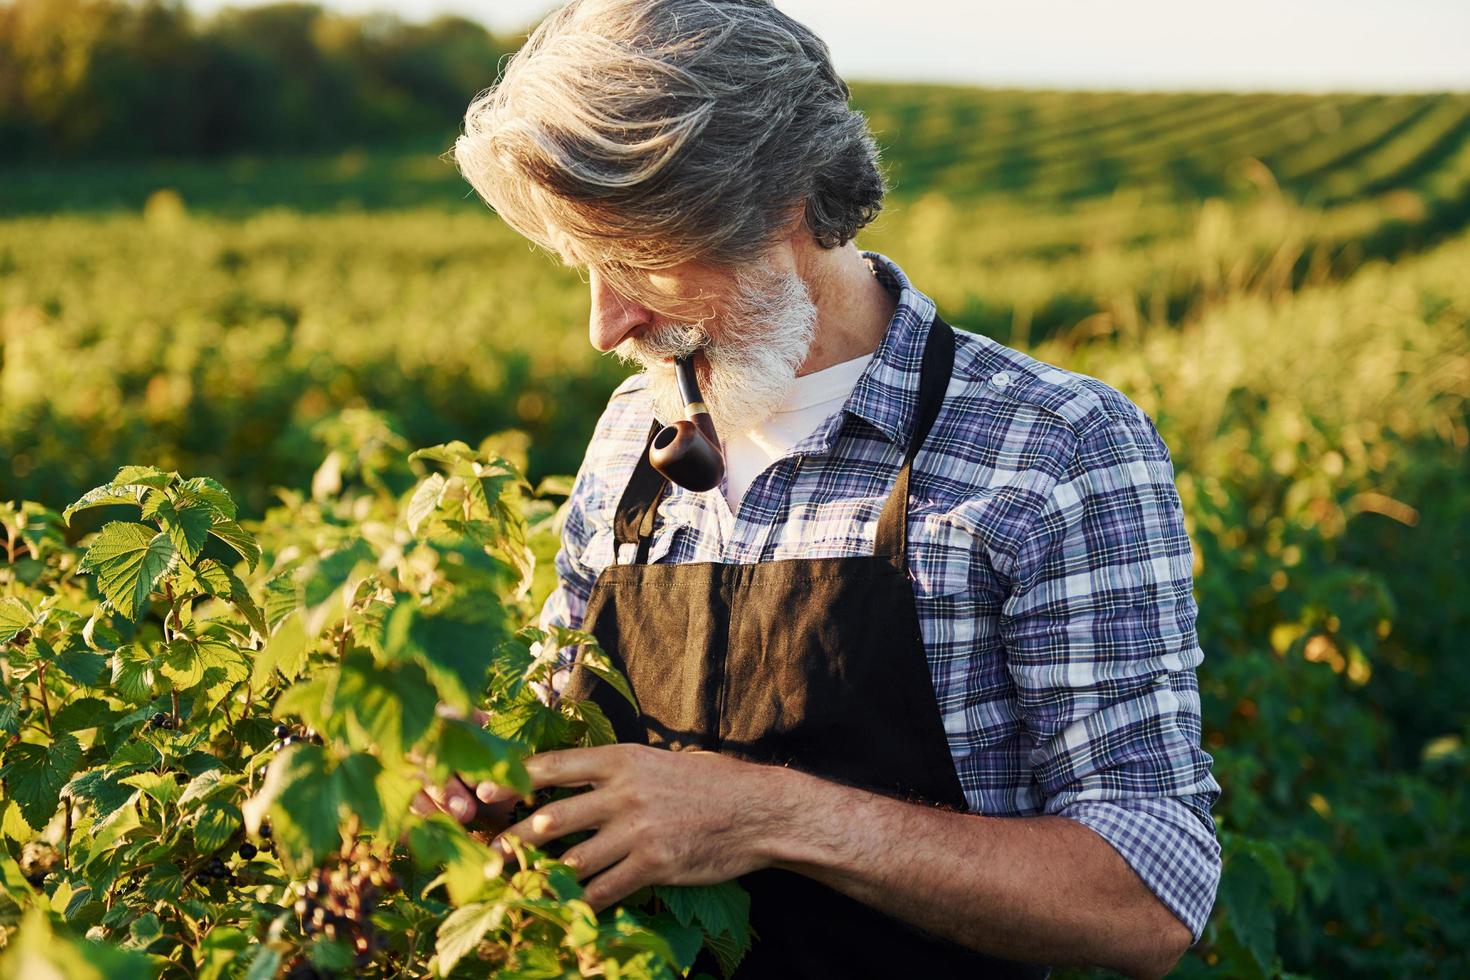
794;243;898;377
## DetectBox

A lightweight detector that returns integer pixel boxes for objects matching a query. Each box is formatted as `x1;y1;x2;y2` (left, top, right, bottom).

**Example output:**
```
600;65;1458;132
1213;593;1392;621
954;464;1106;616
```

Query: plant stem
35;663;52;733
62;796;72;869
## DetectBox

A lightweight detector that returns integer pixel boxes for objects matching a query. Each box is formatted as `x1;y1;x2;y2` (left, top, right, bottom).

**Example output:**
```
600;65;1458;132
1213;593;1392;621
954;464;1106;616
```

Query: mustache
614;322;712;366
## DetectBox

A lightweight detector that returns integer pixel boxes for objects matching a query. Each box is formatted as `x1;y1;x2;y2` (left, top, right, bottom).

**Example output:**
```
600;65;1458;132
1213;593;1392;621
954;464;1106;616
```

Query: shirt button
990;371;1013;389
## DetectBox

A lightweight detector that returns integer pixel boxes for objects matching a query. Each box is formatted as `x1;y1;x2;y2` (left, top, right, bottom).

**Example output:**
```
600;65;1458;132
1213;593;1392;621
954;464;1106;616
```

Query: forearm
759;766;1192;980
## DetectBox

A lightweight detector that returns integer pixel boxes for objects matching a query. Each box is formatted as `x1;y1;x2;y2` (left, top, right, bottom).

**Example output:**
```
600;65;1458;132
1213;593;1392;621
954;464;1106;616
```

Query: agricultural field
1;84;1468;978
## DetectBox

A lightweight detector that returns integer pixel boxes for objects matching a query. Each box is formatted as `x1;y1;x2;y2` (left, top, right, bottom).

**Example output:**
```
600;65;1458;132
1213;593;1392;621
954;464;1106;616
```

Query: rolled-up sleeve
999;409;1222;942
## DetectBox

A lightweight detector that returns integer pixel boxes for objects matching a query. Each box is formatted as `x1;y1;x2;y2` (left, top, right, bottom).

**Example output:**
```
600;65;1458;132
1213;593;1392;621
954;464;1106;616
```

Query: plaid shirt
540;250;1222;942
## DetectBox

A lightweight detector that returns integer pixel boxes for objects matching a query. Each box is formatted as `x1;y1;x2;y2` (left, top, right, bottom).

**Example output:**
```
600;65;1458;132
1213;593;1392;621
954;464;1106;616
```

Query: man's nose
588;267;654;353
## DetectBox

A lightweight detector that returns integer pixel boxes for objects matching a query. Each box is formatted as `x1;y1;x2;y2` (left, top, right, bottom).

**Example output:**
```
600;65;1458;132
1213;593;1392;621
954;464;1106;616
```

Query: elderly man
428;1;1222;977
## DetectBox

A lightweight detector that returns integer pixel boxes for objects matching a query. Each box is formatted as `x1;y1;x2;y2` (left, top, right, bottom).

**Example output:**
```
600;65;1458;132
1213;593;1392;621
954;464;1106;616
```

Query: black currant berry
273;724;291;740
239;842;258;860
150;712;167;729
259;820;273;839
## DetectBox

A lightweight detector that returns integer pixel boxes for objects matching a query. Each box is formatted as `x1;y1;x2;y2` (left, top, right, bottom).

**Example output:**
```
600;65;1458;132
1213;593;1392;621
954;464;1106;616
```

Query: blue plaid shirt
541;250;1222;941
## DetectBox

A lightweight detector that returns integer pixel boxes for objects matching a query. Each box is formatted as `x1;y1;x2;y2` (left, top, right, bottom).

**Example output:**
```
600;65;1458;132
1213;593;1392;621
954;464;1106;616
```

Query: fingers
581;857;651;912
495;788;611;854
559;827;633;882
474;781;521;805
419;776;481;824
410;790;439;820
523;746;623;789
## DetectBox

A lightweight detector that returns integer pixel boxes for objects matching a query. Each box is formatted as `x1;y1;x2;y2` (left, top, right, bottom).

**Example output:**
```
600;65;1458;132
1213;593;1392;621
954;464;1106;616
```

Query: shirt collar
789;249;939;456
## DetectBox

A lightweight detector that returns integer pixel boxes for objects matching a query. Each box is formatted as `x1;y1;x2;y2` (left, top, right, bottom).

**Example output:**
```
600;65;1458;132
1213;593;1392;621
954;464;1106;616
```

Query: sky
188;0;1470;92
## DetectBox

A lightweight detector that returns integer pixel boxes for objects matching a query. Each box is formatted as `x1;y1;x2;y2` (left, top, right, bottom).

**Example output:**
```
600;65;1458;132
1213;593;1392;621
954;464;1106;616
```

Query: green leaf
78;522;177;621
373;765;421;841
0;906;158;979
244;744;338;865
382;598;498;713
406;472;446;536
159;639;206;691
253;611;308;689
0;854;34;899
128;912;163;950
333;654;436;759
195;638;250;703
176;555;234;602
142;862;184;902
55;643;108;687
196;926;249;980
408;441;478;468
62;480;153;525
2;733;84;827
654;882;751;942
207;518;261;572
704;923;753;979
484;698;572;753
1;800;34;841
309;937;355;972
0;688;20;737
0;596;35;645
110;644;157;704
407;815;502;905
65;770;137;816
179;477;237;520
573;698;617;747
113;465;175;489
148;496;213;564
435;718;532;796
177;770;228;809
333;753;384;835
194;800;241;853
82;798;142;869
120;771;183;810
436;902;505;976
273;675;333;736
244;946;282;980
643;911;705;971
50;697;114;734
580;660;639;712
263;571;302;629
220;563;268;638
82;609;122;652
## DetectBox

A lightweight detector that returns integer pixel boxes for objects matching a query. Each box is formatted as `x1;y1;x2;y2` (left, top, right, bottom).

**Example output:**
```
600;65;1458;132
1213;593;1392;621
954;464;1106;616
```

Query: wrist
750;764;844;874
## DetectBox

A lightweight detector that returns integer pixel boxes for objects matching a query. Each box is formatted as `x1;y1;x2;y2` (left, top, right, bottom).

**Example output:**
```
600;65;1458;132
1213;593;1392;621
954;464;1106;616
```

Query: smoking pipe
648;354;725;492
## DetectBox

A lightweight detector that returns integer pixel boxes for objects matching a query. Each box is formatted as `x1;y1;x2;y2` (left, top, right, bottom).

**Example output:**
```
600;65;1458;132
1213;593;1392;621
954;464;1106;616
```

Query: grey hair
450;0;887;314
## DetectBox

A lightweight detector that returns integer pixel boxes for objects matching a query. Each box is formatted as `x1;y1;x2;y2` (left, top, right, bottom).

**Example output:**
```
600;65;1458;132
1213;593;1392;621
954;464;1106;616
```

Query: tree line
0;0;520;160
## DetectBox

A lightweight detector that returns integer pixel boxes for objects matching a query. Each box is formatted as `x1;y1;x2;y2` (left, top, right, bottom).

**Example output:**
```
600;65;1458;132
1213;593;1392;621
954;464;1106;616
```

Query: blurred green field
2;84;1469;977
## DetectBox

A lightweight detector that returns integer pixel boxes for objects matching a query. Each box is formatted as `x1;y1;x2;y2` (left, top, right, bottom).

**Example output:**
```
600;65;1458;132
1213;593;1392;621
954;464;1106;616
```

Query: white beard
613;263;818;437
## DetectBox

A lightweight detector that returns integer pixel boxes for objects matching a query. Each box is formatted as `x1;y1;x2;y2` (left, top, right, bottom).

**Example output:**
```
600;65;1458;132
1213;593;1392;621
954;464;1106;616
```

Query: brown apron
562;314;1051;979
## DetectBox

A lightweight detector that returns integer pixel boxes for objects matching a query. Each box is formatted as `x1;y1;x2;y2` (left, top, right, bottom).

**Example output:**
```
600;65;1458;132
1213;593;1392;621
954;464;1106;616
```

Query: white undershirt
722;351;875;514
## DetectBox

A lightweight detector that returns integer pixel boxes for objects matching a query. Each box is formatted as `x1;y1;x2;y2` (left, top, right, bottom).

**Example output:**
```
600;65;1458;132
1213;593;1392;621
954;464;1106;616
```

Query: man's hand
411;773;519;830
482;743;789;911
410;706;520;832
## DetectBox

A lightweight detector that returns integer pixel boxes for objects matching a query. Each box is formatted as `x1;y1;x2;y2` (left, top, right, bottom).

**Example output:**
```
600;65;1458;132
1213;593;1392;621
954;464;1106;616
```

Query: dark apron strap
872;314;955;562
612;419;669;566
612;313;957;566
